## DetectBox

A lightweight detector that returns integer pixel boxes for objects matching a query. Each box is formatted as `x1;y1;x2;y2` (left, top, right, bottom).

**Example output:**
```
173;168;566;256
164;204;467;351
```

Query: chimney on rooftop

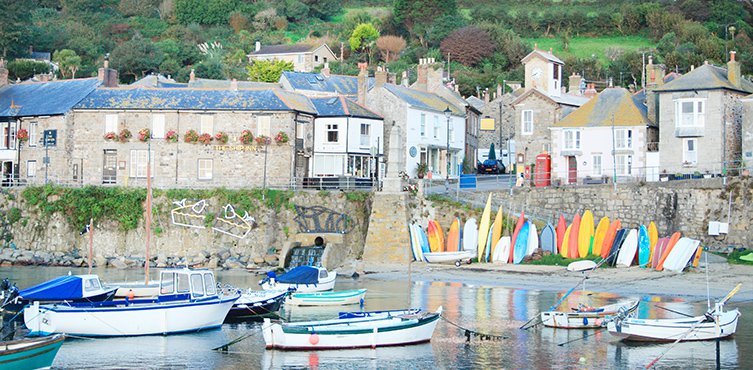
97;54;119;88
496;83;502;98
483;88;490;103
401;71;409;87
416;58;429;91
646;55;666;90
321;62;330;78
584;83;597;98
728;51;741;88
357;62;368;106
0;59;8;87
230;78;238;91
387;71;397;85
375;66;387;88
568;73;582;95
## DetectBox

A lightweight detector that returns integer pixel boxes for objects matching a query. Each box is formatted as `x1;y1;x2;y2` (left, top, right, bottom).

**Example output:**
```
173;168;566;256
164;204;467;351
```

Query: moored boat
225;289;288;322
422;250;474;265
263;307;442;350
338;308;421;319
24;269;239;337
288;289;366;307
541;299;639;329
607;303;740;342
2;274;117;314
0;334;65;370
260;266;336;293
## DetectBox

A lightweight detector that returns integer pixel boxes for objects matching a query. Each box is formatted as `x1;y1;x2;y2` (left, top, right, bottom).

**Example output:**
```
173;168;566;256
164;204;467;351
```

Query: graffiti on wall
171;200;257;239
171;199;208;229
212;204;257;239
293;205;353;234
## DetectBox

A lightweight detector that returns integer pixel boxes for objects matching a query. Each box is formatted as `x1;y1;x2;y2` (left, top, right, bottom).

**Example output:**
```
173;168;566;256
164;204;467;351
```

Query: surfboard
513;221;529;264
638;225;651;268
600;219;621;259
664;238;700;272
490;206;504;258
509;212;526;263
417;226;431;257
578;210;594;258
446;218;461;252
526;221;538;256
540;224;556;254
568;214;581;259
692;244;703;268
560;224;572;258
556;215;566;254
477;194;493;262
408;224;418;261
493;236;511;263
607;229;627;266
567;260;597;272
651;237;669;269
427;220;444;253
592;216;609;257
484;224;494;263
648;221;658;262
463;218;478;253
616;229;638;267
656;232;682;271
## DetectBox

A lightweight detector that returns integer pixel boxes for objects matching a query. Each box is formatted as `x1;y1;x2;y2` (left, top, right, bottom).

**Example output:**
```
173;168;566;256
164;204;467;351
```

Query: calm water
2;266;751;369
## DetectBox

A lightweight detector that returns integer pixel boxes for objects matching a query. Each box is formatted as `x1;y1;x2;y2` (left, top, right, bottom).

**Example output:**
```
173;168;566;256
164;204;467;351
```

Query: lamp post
444;106;452;194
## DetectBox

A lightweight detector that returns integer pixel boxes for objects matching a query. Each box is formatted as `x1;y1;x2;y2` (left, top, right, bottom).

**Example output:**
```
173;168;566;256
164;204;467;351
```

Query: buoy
309;333;320;345
127;289;135;300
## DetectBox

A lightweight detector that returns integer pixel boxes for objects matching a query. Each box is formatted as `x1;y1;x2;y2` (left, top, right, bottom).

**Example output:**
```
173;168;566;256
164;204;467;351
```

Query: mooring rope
440;314;508;342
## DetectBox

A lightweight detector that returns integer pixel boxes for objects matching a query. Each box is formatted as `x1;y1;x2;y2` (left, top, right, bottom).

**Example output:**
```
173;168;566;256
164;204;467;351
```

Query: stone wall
0;189;371;269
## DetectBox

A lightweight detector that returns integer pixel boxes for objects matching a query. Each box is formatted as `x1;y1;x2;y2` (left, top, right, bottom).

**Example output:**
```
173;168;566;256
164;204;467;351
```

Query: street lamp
444;106;452;194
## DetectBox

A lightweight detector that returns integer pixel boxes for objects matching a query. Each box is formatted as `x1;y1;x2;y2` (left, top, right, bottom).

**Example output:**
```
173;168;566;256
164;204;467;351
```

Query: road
423;173;516;195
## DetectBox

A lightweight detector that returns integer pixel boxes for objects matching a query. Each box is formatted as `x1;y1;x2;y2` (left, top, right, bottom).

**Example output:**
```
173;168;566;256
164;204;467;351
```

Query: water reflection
1;266;749;369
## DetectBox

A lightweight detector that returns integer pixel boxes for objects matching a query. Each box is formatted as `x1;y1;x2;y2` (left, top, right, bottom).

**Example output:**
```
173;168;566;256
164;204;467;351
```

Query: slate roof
74;87;316;114
551;93;590;107
282;71;375;95
554;87;648;128
310;96;382;120
0;78;101;118
521;49;564;65
466;96;485;111
654;64;753;94
383;84;464;116
250;44;318;56
189;79;276;89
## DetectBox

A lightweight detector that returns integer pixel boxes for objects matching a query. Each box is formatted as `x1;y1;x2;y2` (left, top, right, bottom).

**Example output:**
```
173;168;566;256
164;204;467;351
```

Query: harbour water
2;266;751;369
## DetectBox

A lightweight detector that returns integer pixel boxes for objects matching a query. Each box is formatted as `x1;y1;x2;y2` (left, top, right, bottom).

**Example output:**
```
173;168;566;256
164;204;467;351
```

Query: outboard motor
259;271;277;286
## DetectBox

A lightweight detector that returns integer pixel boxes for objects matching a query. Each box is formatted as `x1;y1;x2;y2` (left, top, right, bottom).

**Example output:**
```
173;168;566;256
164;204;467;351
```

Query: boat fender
127;289;135;300
582;317;588;326
309;333;319;345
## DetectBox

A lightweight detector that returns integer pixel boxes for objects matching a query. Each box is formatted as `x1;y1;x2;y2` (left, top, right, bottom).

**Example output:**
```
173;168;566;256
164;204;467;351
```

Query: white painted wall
404;106;465;178
311;116;384;177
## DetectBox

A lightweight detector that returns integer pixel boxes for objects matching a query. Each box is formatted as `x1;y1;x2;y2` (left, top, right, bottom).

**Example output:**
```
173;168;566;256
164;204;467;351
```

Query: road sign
459;174;477;189
43;129;57;147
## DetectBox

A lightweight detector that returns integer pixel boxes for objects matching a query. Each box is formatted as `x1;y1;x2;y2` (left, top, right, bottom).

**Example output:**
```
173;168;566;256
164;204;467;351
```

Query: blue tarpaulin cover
276;266;319;284
19;275;83;300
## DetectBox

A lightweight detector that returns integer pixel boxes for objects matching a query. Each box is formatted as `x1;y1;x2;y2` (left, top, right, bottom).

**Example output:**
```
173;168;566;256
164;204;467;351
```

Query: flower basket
239;130;254;145
104;132;117;141
255;135;270;145
197;133;213;145
274;131;289;145
17;128;28;143
138;128;151;142
214;131;228;144
165;130;179;143
118;129;132;142
184;129;199;143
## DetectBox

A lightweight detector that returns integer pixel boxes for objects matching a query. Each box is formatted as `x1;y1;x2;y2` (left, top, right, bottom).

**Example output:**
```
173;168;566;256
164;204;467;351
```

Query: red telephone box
534;152;551;187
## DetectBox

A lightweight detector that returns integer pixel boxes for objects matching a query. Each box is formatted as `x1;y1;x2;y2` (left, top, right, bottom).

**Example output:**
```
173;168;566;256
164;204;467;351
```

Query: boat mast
145;138;152;285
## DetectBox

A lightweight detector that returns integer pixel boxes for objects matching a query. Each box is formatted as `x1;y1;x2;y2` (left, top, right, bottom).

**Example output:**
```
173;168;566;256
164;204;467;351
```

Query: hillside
2;0;751;96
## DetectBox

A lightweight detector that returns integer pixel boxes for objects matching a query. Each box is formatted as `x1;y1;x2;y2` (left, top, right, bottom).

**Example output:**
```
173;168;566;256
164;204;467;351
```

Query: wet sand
356;257;753;303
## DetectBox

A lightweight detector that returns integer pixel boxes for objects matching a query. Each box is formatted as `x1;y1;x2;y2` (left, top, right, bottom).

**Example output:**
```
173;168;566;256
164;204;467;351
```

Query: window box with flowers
165;130;179;143
118;129;132;142
274;131;289;145
239;130;254;145
184;129;199;143
104;132;117;141
214;131;228;144
197;133;213;145
255;135;270;145
138;128;151;142
17;128;29;144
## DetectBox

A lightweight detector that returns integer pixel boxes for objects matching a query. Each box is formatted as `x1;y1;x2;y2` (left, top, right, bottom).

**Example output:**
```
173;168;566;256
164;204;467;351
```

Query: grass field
523;35;655;63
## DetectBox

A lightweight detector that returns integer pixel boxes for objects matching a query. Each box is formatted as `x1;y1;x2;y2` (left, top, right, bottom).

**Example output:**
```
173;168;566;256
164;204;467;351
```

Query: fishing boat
225;289;289;322
338;308;421;319
259;266;336;293
24;268;239;337
541;299;639;329
0;334;65;370
2;275;117;314
262;307;441;350
288;289;367;307
607;303;740;342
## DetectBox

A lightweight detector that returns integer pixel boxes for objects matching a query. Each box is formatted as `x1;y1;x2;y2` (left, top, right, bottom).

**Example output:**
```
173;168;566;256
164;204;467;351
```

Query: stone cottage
248;42;337;73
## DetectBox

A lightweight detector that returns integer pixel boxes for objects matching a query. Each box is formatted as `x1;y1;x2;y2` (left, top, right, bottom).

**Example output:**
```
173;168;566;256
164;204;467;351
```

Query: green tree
6;60;50;81
246;59;294;82
53;49;82;79
0;0;33;58
110;35;164;82
302;0;341;20
349;23;380;52
394;0;458;45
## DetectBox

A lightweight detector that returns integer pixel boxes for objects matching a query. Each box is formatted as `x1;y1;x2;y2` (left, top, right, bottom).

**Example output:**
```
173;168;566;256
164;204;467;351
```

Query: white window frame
359;123;369;147
197;158;212;180
616;154;632;175
200;115;213;135
433;116;439;139
615;129;632;149
420;113;426;137
521;110;533;135
129;149;154;178
29;122;38;147
563;129;581;150
27;160;36;177
152;114;165;139
675;99;705;128
592;155;602;176
683;138;697;166
326;123;338;143
449;121;455;142
105;114;118;133
257;115;271;137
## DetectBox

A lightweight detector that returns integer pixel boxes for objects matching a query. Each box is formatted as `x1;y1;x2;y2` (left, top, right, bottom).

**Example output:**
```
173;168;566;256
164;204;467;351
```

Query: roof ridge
339;96;350;115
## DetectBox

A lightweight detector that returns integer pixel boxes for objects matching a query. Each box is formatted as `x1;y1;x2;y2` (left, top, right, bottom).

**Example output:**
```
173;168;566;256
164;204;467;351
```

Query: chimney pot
321;62;330;78
727;50;741;88
255;41;261;52
730;51;736;61
230;78;238;91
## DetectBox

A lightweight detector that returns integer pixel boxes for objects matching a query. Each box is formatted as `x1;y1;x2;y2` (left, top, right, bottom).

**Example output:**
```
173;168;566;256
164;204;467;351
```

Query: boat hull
607;309;740;342
261;275;336;293
288;289;367;307
24;295;238;337
3;288;118;315
422;251;474;264
226;291;287;322
541;300;639;329
0;334;65;370
263;311;440;350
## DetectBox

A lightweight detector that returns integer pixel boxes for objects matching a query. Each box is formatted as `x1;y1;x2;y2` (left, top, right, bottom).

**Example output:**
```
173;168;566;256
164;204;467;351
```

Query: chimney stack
230;78;238;91
584;83;597;98
646;55;666;90
483;88;490;103
321;62;330;78
728;51;741;88
0;59;8;87
255;41;261;52
416;58;429;91
375;66;387;88
387;71;397;85
401;71;409;87
97;54;119;88
189;69;196;82
357;62;368;106
568;73;582;95
496;83;502;98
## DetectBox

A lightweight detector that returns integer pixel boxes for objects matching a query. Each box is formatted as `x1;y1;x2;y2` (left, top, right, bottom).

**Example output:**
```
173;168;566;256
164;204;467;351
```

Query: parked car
477;159;505;175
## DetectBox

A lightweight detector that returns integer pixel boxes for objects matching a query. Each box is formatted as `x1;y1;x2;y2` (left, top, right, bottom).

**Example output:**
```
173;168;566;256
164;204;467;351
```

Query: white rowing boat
422;251;474;265
541;299;639;329
607;303;740;342
288;289;366;306
260;266;336;293
262;307;442;350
